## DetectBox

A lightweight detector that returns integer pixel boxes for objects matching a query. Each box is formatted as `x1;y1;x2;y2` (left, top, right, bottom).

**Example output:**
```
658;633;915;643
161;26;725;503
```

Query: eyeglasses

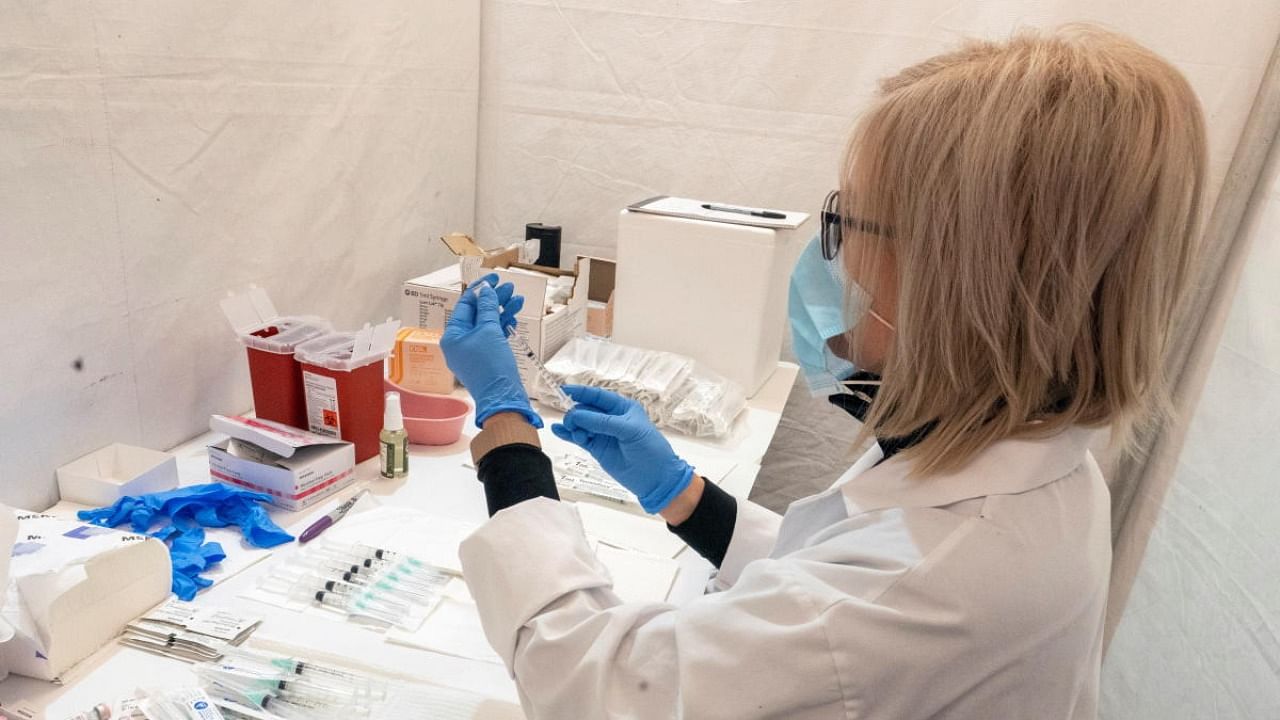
820;190;892;261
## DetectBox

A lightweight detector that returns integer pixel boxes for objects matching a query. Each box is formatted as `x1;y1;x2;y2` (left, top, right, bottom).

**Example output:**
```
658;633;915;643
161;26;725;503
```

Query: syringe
508;330;574;410
468;279;574;410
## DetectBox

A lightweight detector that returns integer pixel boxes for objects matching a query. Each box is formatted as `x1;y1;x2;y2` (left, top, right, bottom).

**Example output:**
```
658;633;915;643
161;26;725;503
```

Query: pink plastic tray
383;379;470;446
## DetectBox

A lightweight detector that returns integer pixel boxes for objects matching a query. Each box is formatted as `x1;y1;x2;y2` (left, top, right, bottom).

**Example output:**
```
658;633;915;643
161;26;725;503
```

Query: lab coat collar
837;425;1099;514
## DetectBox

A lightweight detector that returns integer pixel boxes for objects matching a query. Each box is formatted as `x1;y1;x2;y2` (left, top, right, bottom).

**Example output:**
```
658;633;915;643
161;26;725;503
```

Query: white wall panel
0;1;480;509
475;0;1280;261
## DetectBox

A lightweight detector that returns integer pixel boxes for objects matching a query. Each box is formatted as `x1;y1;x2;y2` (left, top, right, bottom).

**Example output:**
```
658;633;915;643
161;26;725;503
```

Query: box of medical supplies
293;320;399;463
55;443;179;507
614;197;811;395
388;327;454;395
0;509;170;681
401;239;595;390
221;287;332;431
207;415;356;511
440;231;522;283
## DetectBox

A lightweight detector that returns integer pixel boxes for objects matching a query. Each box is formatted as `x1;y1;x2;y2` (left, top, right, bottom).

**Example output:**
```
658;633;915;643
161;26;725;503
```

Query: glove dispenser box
0;510;170;681
613;200;810;396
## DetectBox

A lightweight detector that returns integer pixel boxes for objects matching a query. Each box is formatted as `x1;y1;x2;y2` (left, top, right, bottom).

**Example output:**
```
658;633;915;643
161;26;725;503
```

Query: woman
442;27;1205;719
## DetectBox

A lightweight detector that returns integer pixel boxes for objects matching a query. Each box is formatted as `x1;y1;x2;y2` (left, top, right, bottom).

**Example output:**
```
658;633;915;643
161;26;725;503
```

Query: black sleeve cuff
475;444;560;517
667;480;737;568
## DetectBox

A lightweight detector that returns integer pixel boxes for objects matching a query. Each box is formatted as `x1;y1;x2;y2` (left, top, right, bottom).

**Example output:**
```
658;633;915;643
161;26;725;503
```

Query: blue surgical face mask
788;234;870;396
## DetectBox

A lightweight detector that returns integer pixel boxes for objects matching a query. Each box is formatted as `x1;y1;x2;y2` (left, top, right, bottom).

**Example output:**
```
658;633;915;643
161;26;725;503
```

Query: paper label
302;370;340;438
553;453;634;505
8;515;150;578
139;599;261;642
381;440;394;478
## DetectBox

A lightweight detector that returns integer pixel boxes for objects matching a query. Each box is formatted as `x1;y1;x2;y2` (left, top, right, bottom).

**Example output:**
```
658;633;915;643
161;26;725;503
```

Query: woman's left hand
440;274;542;428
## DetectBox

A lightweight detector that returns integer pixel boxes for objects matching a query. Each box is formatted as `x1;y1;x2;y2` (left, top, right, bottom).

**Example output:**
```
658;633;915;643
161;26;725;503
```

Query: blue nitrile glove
474;272;524;337
157;525;226;601
79;483;292;549
551;385;694;514
441;276;543;429
79;483;292;601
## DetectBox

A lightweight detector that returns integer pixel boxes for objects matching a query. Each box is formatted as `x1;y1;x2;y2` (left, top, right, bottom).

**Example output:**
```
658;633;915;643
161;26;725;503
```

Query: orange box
388;327;455;395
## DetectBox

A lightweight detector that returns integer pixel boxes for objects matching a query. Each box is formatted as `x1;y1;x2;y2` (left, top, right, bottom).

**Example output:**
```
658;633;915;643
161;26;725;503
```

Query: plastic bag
537;337;744;438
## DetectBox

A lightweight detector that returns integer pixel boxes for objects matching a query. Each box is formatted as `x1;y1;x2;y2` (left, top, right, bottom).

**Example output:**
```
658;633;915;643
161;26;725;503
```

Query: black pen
701;203;787;220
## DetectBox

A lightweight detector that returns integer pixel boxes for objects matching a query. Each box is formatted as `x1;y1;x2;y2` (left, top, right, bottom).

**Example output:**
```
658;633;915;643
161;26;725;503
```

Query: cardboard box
56;443;179;507
207;415;356;512
389;327;454;395
614;199;811;395
401;236;594;388
583;256;616;337
0;511;170;681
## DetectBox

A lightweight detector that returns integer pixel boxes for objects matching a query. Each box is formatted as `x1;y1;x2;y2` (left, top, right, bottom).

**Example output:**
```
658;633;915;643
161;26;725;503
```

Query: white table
0;363;797;719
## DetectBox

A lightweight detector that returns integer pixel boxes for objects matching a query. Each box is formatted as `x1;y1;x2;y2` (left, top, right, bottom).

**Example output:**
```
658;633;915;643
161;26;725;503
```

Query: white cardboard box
207;415;356;512
401;247;593;390
0;511;170;681
56;444;180;507
613;199;811;395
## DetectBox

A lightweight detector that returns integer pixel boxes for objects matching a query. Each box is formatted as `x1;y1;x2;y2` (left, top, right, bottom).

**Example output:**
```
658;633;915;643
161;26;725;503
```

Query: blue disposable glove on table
79;483;293;600
552;385;694;514
441;274;542;429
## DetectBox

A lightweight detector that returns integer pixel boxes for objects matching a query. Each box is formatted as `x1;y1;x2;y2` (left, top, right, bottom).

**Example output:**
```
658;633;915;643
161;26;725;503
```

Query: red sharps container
293;319;400;463
221;288;331;430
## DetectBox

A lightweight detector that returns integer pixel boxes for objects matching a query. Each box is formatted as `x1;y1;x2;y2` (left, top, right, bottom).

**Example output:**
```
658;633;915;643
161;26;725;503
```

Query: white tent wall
473;0;1276;260
0;2;480;510
1101;146;1280;718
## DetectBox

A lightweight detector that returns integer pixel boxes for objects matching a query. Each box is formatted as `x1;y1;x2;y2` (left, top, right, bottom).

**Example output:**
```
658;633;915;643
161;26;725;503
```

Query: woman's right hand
552;386;694;515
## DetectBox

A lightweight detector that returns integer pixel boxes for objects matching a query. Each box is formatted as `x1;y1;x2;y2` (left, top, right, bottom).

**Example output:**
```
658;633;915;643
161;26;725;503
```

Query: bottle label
380;438;406;478
381;440;394;478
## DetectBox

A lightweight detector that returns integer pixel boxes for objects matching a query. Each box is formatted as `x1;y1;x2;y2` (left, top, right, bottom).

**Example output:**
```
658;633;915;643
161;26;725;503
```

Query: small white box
401;240;594;390
613;198;811;395
56;444;179;507
207;415;356;512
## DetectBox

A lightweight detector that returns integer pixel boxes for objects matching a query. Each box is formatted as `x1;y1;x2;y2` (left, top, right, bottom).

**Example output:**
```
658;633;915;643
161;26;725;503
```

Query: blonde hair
842;26;1207;474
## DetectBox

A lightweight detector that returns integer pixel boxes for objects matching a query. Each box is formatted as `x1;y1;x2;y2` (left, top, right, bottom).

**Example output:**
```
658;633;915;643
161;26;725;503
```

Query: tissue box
56;443;179;507
208;415;356;512
0;510;170;681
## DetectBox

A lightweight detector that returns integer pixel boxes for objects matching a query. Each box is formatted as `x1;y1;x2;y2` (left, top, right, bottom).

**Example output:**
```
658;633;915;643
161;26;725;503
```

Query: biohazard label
302;370;340;438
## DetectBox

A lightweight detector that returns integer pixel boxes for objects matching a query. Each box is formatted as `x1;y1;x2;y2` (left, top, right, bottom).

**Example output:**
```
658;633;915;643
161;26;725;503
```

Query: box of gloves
400;234;596;390
207;415;356;512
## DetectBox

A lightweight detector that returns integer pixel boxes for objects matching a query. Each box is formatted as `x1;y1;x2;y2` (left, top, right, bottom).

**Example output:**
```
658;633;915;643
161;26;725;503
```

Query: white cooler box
613;197;811;396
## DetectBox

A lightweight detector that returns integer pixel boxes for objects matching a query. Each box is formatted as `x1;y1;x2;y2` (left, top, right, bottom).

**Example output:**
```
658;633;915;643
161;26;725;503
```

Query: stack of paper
120;599;261;662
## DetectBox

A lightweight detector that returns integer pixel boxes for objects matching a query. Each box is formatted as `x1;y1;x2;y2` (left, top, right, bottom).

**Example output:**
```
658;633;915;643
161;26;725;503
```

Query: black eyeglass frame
820;189;892;261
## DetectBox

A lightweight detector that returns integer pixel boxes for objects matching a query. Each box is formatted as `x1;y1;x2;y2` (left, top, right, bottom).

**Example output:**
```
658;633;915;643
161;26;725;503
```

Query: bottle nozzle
383;392;404;431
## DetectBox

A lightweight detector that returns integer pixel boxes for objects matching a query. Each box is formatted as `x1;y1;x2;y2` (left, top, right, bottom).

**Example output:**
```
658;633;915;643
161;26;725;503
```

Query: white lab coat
459;426;1111;719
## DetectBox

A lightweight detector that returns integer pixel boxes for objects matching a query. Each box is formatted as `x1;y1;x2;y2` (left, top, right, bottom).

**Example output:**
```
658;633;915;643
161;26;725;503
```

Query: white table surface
0;363;798;719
